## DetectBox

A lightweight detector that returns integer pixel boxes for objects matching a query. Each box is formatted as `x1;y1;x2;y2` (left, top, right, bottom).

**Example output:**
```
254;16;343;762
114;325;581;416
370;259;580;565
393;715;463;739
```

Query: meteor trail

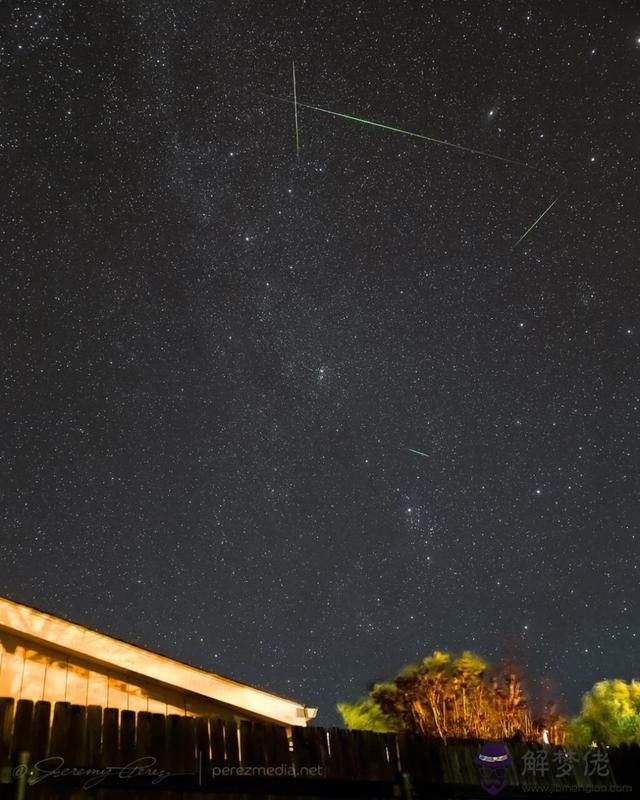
292;62;299;157
407;448;430;458
512;196;560;249
263;93;530;168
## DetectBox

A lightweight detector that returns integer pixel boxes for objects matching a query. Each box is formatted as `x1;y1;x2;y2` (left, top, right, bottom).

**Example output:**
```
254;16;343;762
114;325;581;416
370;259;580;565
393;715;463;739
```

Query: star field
2;1;640;724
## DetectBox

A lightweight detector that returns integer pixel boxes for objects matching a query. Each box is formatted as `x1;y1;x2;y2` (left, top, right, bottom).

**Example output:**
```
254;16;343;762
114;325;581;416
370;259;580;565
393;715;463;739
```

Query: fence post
400;770;414;800
0;699;15;785
13;752;28;800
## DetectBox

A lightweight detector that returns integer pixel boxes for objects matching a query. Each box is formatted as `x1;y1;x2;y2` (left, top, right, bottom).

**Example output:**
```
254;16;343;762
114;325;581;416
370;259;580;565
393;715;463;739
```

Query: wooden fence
0;697;637;798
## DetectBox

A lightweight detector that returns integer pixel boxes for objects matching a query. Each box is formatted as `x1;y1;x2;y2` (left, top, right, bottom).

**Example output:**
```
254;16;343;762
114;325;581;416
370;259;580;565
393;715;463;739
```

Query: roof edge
0;595;312;727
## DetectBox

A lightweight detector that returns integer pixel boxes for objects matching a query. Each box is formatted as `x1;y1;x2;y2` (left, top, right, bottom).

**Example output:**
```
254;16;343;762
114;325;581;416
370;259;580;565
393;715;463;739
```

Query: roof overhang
0;595;315;727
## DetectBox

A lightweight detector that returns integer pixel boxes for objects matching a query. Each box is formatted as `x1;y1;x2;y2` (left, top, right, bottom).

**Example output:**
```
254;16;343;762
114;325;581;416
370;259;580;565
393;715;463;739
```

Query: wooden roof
0;595;315;727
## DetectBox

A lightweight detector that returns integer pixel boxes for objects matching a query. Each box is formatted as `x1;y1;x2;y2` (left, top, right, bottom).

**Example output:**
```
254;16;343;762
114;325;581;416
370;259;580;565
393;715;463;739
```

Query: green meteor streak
292;62;300;157
407;448;430;458
286;98;530;167
512;196;560;249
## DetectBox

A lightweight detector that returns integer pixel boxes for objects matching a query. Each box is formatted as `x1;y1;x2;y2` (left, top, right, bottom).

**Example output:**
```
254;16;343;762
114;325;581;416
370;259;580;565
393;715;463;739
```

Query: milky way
2;1;639;724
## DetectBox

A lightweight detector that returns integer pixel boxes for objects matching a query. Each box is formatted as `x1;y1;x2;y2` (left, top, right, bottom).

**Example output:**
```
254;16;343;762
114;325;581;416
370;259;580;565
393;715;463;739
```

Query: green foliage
422;650;452;674
569;679;640;746
454;650;487;679
337;695;398;732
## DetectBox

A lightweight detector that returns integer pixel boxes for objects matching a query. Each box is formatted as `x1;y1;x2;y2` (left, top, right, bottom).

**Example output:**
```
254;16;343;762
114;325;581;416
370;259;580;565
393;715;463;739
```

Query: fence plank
625;742;640;785
68;704;87;766
0;697;13;782
50;702;72;762
422;739;442;783
291;725;323;775
12;700;33;760
102;707;119;767
461;742;478;784
194;716;210;775
238;720;251;766
0;697;14;781
351;729;367;780
255;721;272;767
178;716;196;772
240;720;268;767
209;719;225;769
32;701;51;763
165;714;182;773
397;731;424;782
224;719;239;767
314;727;331;778
136;711;152;760
383;732;400;777
326;728;348;781
85;705;101;766
121;710;135;765
267;723;290;769
163;715;184;800
150;713;167;769
361;730;392;781
290;725;307;773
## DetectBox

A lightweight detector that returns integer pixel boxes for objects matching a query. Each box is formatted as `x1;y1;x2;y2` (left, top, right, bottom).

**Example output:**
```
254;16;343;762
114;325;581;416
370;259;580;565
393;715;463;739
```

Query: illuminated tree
338;650;561;742
568;679;640;745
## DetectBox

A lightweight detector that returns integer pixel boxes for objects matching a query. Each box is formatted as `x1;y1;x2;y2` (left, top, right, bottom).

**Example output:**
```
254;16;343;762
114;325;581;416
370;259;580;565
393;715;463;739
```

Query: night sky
3;1;640;725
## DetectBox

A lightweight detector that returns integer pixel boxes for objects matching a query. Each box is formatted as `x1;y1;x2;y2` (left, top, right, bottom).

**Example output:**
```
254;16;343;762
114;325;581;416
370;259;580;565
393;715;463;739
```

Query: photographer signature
14;756;191;789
